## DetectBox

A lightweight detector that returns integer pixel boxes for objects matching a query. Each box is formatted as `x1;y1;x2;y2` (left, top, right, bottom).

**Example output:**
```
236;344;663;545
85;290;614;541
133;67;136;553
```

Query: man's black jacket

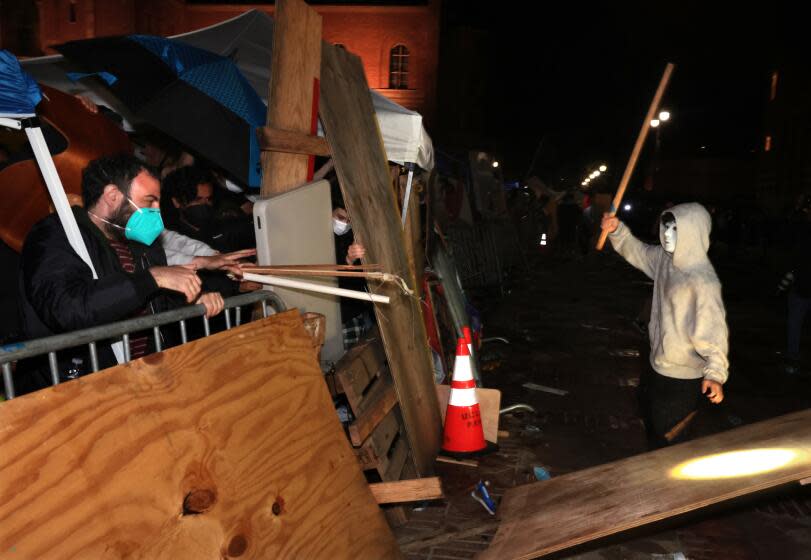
16;208;181;391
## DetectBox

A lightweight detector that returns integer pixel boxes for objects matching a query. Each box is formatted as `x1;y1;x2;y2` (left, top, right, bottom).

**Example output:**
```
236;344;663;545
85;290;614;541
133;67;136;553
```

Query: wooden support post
260;0;322;196
320;43;442;476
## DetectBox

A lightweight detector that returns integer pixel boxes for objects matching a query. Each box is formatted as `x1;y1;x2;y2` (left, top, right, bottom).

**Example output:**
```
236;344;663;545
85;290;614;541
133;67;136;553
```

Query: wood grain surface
479;409;811;560
319;41;441;477
0;311;400;559
260;0;322;195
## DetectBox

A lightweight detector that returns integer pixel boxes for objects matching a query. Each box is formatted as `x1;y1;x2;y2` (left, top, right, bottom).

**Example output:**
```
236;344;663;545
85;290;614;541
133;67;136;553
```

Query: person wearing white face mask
601;203;729;448
332;206;374;347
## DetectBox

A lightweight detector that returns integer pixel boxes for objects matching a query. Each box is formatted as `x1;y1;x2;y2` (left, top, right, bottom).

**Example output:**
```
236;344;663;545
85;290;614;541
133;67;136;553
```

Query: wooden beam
320;41;442;477
257;126;331;157
260;0;322;196
369;477;444;504
0;311;401;559
480;409;811;560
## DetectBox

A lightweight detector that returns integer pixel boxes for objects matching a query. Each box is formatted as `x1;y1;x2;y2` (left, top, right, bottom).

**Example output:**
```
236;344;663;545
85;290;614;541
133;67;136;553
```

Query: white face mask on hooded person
333;218;351;236
662;221;677;253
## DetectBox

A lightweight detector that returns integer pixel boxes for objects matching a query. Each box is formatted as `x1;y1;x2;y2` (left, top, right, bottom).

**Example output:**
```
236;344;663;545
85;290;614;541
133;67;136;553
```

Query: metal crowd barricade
0;291;286;400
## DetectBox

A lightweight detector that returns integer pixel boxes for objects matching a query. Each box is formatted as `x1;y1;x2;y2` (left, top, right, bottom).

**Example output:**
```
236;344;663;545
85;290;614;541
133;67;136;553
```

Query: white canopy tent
21;9;434;171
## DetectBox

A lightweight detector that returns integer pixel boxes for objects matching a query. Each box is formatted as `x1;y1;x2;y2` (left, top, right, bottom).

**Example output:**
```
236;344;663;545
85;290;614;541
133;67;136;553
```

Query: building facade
3;0;440;121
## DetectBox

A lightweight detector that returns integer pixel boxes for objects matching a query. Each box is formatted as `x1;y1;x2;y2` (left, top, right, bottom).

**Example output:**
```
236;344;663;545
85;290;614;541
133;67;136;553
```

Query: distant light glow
581;181;587;186
650;119;661;128
594;170;601;177
599;165;607;172
492;161;499;168
670;448;800;480
659;110;671;122
623;204;632;211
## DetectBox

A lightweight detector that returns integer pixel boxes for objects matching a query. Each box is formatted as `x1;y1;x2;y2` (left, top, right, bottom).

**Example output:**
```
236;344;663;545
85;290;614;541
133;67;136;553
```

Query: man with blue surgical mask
18;154;224;387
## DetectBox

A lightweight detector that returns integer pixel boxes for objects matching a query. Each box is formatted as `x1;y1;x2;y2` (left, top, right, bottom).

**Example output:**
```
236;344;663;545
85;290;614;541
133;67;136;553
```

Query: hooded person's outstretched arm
602;216;661;279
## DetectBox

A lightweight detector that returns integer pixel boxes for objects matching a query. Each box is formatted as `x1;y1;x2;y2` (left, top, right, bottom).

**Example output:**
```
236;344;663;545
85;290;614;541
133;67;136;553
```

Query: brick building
1;0;440;121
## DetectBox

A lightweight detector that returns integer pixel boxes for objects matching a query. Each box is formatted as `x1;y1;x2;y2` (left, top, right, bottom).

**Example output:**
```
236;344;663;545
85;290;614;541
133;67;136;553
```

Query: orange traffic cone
462;326;473;355
441;337;487;456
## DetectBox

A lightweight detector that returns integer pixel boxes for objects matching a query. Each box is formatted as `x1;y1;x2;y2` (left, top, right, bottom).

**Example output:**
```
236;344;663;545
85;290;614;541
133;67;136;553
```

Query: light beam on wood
480;409;811;560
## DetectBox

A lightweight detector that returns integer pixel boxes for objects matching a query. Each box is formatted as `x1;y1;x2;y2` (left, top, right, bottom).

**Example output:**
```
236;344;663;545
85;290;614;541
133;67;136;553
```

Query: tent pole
400;161;415;227
21;120;98;279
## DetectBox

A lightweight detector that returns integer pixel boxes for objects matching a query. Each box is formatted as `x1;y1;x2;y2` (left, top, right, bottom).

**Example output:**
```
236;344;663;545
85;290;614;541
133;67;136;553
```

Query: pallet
334;333;418;526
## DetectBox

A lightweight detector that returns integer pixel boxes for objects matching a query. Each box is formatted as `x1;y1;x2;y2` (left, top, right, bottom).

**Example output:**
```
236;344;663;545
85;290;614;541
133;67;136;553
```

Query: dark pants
787;291;811;364
639;367;702;449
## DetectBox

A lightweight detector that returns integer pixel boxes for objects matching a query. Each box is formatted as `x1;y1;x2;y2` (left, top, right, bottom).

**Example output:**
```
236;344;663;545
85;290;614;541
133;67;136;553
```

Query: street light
659;110;670;122
492;161;499;168
599;165;607;172
650;119;661;128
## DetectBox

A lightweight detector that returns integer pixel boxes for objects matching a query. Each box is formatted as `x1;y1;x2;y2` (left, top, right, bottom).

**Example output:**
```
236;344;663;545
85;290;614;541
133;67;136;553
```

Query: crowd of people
2;98;373;395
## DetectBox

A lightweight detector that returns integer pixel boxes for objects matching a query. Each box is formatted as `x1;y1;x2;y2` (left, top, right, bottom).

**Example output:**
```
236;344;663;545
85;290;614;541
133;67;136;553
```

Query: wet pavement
396;245;811;559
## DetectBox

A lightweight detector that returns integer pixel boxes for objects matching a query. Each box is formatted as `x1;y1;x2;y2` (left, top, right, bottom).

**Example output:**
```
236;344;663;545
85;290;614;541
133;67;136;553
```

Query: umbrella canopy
0;50;41;118
56;35;266;187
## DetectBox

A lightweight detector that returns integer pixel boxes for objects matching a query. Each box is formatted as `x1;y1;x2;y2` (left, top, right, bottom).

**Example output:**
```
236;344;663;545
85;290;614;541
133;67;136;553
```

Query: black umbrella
56;34;266;187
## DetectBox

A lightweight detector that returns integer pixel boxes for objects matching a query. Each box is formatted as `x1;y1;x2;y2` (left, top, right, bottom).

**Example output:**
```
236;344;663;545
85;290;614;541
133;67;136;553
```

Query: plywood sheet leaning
0;310;401;559
260;0;322;195
319;42;442;477
479;409;811;560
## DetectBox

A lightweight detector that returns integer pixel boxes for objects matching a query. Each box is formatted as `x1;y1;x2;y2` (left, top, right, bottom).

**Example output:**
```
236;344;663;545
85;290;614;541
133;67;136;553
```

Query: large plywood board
0;311;400;559
319;42;441;477
480;409;811;560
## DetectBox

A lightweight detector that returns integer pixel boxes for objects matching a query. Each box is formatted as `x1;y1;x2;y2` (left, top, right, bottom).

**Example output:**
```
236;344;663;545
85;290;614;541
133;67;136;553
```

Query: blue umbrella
56;35;266;187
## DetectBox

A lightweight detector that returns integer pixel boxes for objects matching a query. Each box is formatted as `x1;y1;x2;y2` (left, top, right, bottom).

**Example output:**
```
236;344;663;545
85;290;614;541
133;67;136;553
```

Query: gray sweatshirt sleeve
687;281;730;384
608;221;660;280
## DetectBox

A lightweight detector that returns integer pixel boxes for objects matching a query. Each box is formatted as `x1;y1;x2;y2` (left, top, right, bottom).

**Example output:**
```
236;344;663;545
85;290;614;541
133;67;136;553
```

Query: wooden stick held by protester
596;62;675;251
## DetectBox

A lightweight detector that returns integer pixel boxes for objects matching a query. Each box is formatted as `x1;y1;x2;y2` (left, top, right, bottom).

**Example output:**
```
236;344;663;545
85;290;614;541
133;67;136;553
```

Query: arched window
389;44;409;89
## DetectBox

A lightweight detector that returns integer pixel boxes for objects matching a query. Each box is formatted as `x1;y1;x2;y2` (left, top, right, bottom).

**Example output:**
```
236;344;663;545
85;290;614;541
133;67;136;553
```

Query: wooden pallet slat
348;372;398;446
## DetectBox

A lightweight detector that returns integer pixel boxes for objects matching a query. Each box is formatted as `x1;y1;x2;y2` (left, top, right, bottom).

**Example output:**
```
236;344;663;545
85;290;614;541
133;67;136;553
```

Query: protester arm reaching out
601;213;661;279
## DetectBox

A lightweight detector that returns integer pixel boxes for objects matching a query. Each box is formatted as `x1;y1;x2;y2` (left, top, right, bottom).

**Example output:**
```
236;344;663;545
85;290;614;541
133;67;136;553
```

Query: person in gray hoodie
601;202;729;447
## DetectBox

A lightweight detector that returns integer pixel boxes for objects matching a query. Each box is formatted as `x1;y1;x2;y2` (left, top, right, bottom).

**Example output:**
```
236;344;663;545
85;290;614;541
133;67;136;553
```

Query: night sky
441;1;795;185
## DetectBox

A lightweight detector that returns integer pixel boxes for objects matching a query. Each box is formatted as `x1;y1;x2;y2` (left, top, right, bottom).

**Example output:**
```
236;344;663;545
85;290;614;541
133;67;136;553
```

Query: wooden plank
369;477;444;504
335;338;385;412
348;373;398;446
436;385;502;444
320;41;442;477
257;126;331;157
480;409;811;560
383;435;411;482
356;406;401;471
0;311;401;559
800;476;811;486
260;0;322;195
